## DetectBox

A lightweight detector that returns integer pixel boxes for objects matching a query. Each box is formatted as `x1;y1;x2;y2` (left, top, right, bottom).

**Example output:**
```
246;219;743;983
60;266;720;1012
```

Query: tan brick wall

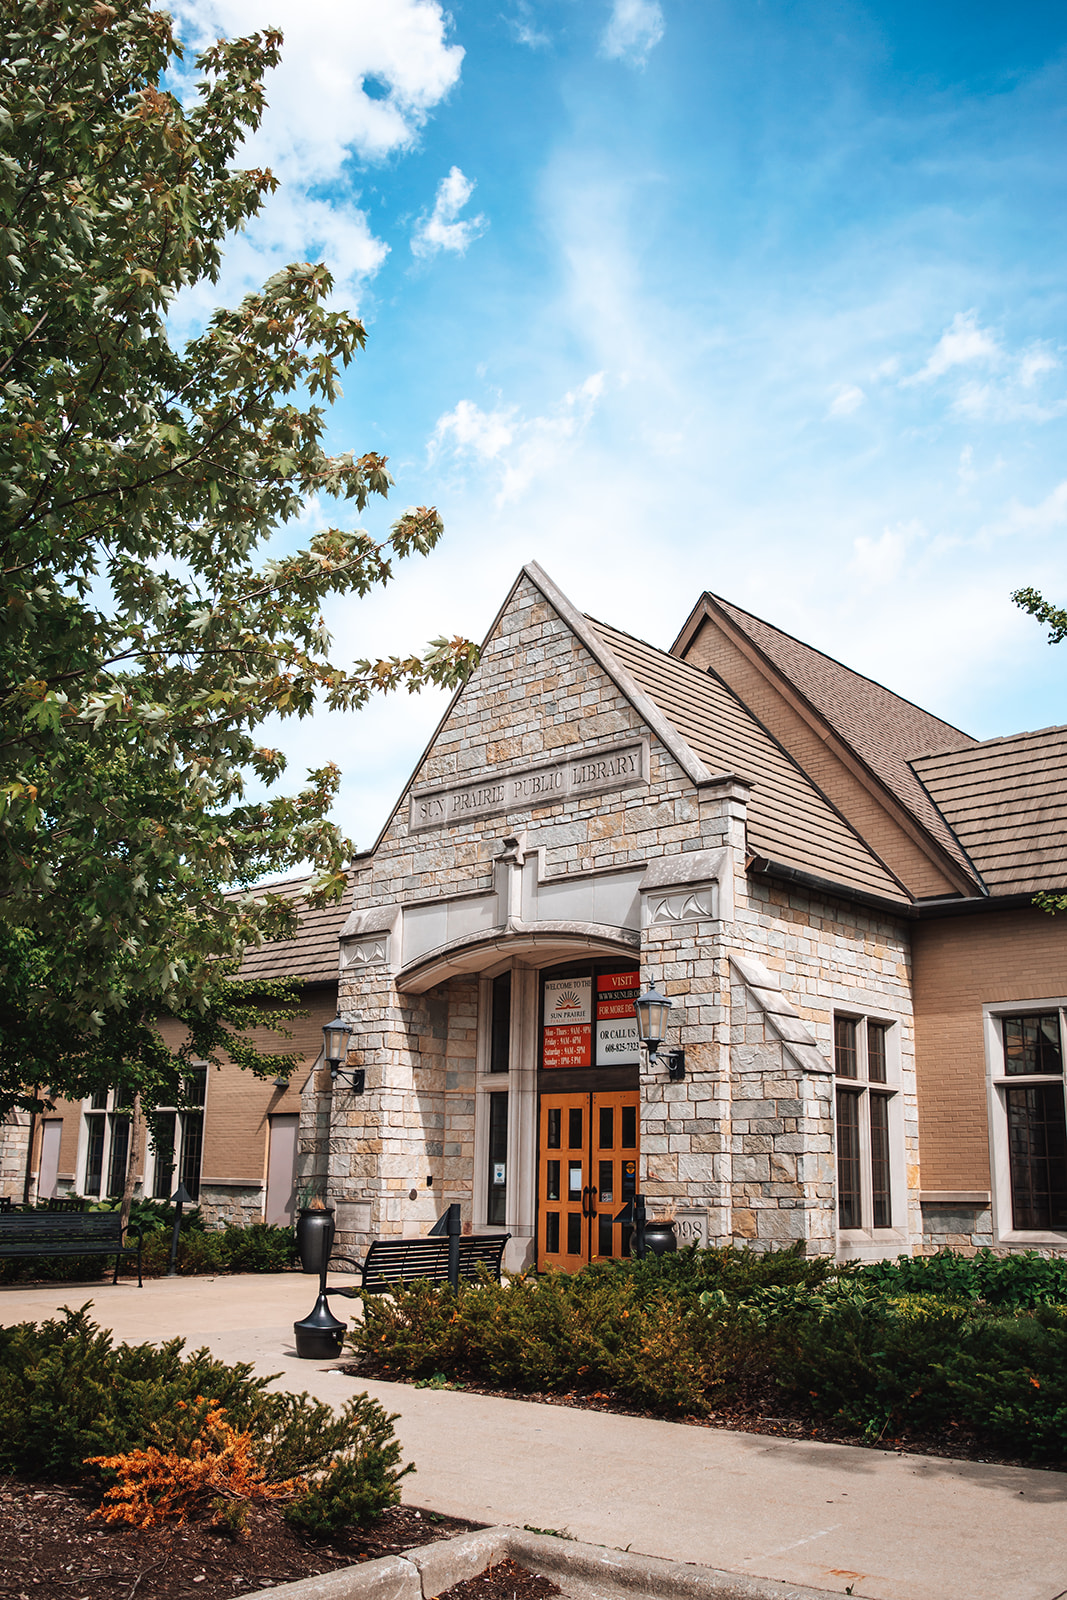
156;983;337;1187
685;618;958;899
912;908;1067;1191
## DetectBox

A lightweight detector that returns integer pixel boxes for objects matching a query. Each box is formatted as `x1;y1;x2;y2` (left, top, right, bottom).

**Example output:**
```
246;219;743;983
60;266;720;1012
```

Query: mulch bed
341;1362;1066;1473
437;1557;561;1600
0;1482;480;1600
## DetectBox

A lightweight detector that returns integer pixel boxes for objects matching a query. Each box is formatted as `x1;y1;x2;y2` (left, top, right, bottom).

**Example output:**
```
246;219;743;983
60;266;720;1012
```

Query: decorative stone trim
729;952;833;1076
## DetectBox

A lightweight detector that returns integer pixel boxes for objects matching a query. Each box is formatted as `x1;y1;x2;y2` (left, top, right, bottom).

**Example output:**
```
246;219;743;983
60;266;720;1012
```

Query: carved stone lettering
675;1208;709;1248
409;741;647;832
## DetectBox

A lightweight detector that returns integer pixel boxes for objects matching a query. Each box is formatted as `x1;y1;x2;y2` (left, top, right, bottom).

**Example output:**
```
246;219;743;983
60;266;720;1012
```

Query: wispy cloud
167;0;463;329
506;2;551;49
600;0;665;66
828;384;865;417
902;310;1001;385
851;521;923;587
979;480;1067;540
431;375;605;504
411;167;488;258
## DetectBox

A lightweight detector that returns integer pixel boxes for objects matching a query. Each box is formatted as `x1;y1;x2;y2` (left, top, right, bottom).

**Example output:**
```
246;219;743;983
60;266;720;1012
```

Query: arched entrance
397;929;641;1273
534;957;640;1270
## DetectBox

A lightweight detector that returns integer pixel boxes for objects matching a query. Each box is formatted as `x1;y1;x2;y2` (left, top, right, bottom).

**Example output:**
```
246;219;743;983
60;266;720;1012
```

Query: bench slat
345;1232;509;1294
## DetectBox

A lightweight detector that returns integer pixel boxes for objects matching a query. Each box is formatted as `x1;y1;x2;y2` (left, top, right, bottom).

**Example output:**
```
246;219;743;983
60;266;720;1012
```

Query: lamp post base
293;1291;347;1359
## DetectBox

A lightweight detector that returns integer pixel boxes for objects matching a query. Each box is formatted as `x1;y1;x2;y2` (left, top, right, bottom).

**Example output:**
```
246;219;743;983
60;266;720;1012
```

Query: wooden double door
537;1090;639;1270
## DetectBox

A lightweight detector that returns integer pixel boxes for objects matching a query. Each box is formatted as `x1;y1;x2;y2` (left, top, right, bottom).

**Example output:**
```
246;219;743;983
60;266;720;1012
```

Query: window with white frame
987;1007;1067;1234
81;1071;207;1203
834;1014;896;1231
146;1069;208;1203
81;1089;131;1199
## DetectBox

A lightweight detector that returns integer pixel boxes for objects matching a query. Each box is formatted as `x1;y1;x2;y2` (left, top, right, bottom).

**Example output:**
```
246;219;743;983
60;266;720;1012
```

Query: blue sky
171;0;1067;852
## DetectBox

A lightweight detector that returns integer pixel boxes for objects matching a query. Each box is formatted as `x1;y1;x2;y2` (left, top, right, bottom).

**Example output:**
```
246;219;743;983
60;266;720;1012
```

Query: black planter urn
643;1220;678;1256
296;1206;335;1275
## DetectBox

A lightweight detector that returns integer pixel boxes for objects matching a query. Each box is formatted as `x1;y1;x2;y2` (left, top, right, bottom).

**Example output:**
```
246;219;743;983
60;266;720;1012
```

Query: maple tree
0;1;474;1107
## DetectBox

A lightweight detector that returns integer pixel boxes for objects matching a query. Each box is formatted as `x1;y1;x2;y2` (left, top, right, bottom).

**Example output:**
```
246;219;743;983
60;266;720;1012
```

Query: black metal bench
329;1232;509;1296
0;1211;144;1286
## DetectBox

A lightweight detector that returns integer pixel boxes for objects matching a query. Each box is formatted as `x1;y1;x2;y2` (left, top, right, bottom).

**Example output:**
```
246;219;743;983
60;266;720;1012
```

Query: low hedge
0;1304;411;1533
348;1246;1067;1460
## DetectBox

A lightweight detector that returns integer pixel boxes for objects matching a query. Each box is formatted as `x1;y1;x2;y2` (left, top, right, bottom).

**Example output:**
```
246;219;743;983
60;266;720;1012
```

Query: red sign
596;972;639;1022
542;1023;592;1069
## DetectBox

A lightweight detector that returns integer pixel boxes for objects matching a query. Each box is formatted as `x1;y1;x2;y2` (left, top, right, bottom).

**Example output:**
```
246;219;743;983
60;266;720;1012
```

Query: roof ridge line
525;563;726;791
702;591;975;743
688;591;984;894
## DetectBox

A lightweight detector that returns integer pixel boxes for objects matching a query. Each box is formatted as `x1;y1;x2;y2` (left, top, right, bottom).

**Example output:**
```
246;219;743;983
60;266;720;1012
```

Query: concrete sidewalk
2;1274;1064;1600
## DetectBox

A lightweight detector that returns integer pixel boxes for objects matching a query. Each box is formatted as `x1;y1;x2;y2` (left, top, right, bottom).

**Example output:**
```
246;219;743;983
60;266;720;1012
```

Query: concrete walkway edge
251;1526;843;1600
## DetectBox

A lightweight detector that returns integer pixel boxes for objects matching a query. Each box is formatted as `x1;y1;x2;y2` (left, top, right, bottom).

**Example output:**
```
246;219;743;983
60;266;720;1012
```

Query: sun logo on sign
553;990;584;1014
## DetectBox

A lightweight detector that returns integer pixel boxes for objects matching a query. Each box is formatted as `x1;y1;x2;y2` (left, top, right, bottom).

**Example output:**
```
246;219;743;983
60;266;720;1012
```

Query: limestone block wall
323;975;483;1257
0;1111;30;1201
733;874;918;1253
728;955;835;1253
638;916;732;1243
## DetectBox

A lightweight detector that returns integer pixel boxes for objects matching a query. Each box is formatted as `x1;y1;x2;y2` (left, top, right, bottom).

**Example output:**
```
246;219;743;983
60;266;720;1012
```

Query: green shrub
349;1247;1067;1458
134;1220;297;1276
0;1203;295;1281
853;1248;1067;1308
733;1280;1067;1458
0;1306;411;1527
350;1261;755;1415
283;1396;413;1535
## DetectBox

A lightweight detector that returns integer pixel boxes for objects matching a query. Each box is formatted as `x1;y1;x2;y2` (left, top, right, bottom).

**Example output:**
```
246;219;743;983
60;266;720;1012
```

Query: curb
247;1525;844;1600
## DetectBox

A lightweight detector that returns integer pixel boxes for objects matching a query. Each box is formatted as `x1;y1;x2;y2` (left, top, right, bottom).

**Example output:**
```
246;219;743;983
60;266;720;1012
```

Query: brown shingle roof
235;875;349;986
911;727;1067;896
685;594;979;882
589;618;909;906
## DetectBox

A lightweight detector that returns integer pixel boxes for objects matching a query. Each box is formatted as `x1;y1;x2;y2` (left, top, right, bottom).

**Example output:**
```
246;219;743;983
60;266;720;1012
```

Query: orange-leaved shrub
87;1398;303;1531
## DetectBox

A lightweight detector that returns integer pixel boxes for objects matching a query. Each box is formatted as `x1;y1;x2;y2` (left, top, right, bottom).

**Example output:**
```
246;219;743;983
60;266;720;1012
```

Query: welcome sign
542;976;592;1068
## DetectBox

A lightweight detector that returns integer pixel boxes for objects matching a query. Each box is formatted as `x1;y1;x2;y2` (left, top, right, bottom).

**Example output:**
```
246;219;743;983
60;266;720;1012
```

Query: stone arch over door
396;928;641;1273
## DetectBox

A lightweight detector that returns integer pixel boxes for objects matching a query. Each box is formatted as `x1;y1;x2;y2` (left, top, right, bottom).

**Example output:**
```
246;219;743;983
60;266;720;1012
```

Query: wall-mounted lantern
323;1016;363;1093
634;985;686;1081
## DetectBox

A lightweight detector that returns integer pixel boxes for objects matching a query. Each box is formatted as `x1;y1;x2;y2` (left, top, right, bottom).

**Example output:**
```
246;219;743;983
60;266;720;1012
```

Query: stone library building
9;563;1067;1271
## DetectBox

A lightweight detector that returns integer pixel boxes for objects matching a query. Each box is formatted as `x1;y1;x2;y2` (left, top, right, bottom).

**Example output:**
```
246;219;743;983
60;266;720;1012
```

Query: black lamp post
634;984;686;1080
292;1016;357;1359
167;1181;193;1277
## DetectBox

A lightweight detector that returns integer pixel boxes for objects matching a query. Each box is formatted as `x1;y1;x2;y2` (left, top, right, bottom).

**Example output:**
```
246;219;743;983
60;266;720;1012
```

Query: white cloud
430;399;516;461
431;374;605;504
979;480;1067;540
850;521;922;586
828;384;865;417
507;3;551;49
166;0;464;328
1019;346;1059;387
600;0;665;66
169;192;389;340
411;167;488;258
902;310;1001;386
171;0;463;175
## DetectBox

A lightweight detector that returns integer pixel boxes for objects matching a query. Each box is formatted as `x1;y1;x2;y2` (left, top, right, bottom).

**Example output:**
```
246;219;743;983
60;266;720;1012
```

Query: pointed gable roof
673;592;981;890
589;617;909;906
912;725;1067;896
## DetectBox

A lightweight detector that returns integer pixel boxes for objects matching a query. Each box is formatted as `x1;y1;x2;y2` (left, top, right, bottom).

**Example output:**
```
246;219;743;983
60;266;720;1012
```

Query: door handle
581;1184;593;1219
